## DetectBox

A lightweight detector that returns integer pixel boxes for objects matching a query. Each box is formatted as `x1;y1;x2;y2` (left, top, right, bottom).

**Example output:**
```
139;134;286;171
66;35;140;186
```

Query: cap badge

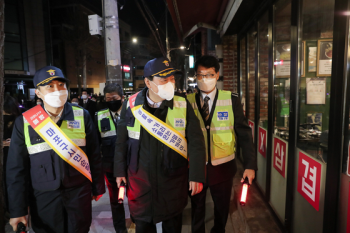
163;60;169;67
47;69;56;76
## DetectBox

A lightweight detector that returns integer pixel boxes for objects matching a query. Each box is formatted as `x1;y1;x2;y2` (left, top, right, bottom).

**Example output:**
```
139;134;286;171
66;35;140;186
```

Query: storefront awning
167;0;262;40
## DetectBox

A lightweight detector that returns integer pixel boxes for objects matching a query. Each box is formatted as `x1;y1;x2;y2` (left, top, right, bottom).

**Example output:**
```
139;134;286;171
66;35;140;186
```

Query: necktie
202;96;210;121
114;113;118;123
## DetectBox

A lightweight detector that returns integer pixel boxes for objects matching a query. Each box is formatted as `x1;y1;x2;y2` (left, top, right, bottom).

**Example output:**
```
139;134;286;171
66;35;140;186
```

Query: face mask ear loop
150;81;160;95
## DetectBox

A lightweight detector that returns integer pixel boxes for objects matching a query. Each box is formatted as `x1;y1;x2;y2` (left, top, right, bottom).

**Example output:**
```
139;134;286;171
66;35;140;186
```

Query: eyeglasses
194;74;216;80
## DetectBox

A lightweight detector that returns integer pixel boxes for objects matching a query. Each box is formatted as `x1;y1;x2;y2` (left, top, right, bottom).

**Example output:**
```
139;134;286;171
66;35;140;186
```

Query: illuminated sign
123;65;130;72
189;55;194;68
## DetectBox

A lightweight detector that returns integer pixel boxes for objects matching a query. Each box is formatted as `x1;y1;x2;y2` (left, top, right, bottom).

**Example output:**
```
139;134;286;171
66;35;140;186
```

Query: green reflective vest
24;106;86;155
126;95;187;140
97;108;117;138
187;90;236;165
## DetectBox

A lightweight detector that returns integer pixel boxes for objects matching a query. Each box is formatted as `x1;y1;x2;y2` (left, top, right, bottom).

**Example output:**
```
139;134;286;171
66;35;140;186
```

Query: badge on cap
163;60;169;67
47;69;56;76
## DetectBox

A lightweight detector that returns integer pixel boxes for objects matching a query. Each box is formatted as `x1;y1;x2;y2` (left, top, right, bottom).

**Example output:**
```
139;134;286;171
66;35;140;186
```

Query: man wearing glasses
187;55;257;233
95;83;127;233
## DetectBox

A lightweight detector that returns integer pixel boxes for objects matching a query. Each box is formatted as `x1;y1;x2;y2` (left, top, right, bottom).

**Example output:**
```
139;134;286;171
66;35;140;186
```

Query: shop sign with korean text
258;127;267;158
273;137;287;178
297;151;321;211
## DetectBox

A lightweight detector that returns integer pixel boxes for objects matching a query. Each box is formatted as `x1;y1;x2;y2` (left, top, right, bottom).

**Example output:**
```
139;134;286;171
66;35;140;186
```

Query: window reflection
297;0;335;163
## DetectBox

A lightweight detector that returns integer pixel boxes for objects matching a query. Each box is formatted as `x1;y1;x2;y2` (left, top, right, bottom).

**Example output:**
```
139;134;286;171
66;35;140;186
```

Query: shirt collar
43;102;75;122
200;87;217;101
43;105;64;122
146;89;163;108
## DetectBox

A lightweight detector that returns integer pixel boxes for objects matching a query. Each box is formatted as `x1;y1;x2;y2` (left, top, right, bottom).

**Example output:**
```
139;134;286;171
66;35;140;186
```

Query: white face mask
71;102;79;105
81;94;87;99
197;78;217;92
37;102;42;105
150;81;175;101
41;90;68;108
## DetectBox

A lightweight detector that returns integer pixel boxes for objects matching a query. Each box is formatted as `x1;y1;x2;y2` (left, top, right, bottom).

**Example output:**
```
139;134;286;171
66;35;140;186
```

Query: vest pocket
30;154;56;183
212;133;234;159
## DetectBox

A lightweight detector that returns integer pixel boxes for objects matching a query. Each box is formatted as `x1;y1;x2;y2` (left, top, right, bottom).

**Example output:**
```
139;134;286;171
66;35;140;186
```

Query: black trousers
29;181;92;233
190;179;233;233
135;213;183;233
105;171;127;233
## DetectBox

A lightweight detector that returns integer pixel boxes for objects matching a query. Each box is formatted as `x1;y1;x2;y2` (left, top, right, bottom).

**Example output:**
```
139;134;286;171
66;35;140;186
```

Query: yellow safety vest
187;90;236;165
24;106;86;154
126;95;187;140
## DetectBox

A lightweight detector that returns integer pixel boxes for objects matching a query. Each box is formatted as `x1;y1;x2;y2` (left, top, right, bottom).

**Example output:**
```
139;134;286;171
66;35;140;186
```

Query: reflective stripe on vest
126;95;187;140
24;106;86;155
187;90;236;166
97;109;116;138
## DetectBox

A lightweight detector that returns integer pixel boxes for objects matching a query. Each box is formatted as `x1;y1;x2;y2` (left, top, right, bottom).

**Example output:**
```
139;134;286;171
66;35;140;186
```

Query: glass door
293;0;334;231
248;28;256;144
270;0;291;225
257;12;269;194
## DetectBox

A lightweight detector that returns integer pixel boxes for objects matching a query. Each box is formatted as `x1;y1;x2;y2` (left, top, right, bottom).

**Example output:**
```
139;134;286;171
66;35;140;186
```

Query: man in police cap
95;83;127;232
6;66;105;233
187;55;257;233
114;57;206;232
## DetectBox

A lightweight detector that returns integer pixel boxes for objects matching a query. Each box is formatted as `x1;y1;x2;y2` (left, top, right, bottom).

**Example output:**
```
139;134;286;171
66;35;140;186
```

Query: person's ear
216;71;220;81
35;88;43;99
144;78;151;89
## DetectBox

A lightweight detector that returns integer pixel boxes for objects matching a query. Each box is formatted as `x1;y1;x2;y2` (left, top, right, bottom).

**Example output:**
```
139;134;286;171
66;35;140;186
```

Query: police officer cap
144;57;178;78
33;66;69;87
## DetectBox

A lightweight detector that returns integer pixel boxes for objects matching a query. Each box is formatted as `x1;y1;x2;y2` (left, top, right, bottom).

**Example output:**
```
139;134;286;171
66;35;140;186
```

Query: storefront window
293;0;334;231
270;0;291;224
240;38;247;115
248;29;256;123
257;12;269;193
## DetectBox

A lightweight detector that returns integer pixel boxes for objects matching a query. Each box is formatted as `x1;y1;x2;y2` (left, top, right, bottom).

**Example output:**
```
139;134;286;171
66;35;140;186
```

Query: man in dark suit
187;55;257;233
80;89;97;120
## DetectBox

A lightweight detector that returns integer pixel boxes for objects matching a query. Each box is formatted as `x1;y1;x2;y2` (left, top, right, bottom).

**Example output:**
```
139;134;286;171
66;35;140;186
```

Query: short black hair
194;55;220;73
103;83;123;97
145;76;154;81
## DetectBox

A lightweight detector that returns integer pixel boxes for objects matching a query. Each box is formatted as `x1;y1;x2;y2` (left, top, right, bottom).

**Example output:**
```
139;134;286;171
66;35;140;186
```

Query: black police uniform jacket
114;88;206;224
6;102;105;218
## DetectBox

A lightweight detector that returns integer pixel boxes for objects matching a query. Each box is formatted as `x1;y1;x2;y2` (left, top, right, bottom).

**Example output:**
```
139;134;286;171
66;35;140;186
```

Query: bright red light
123;66;130;72
240;183;248;205
118;186;125;203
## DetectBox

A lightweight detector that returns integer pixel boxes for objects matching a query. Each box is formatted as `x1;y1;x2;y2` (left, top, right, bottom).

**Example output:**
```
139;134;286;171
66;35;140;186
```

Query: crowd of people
2;55;256;233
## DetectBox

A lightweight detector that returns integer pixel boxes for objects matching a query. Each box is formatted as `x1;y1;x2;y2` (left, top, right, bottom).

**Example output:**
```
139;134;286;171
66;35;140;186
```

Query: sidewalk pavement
5;159;282;233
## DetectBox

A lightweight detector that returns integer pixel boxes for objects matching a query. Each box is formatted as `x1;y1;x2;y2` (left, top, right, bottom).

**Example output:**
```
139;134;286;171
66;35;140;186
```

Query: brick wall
222;35;238;93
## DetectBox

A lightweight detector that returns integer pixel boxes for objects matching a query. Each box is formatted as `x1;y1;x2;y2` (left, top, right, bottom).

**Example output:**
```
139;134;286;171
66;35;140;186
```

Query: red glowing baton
118;182;126;204
240;177;250;206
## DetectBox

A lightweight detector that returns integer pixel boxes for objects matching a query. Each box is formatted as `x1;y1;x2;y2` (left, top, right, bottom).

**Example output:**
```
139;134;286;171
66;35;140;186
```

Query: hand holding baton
118;181;126;204
240;177;250;206
16;222;26;233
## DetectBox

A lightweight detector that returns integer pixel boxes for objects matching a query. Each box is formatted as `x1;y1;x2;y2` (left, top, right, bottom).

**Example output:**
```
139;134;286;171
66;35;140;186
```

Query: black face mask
107;100;122;112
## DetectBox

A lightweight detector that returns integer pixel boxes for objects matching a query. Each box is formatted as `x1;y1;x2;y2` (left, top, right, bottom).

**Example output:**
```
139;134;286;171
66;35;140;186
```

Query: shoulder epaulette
231;92;239;97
